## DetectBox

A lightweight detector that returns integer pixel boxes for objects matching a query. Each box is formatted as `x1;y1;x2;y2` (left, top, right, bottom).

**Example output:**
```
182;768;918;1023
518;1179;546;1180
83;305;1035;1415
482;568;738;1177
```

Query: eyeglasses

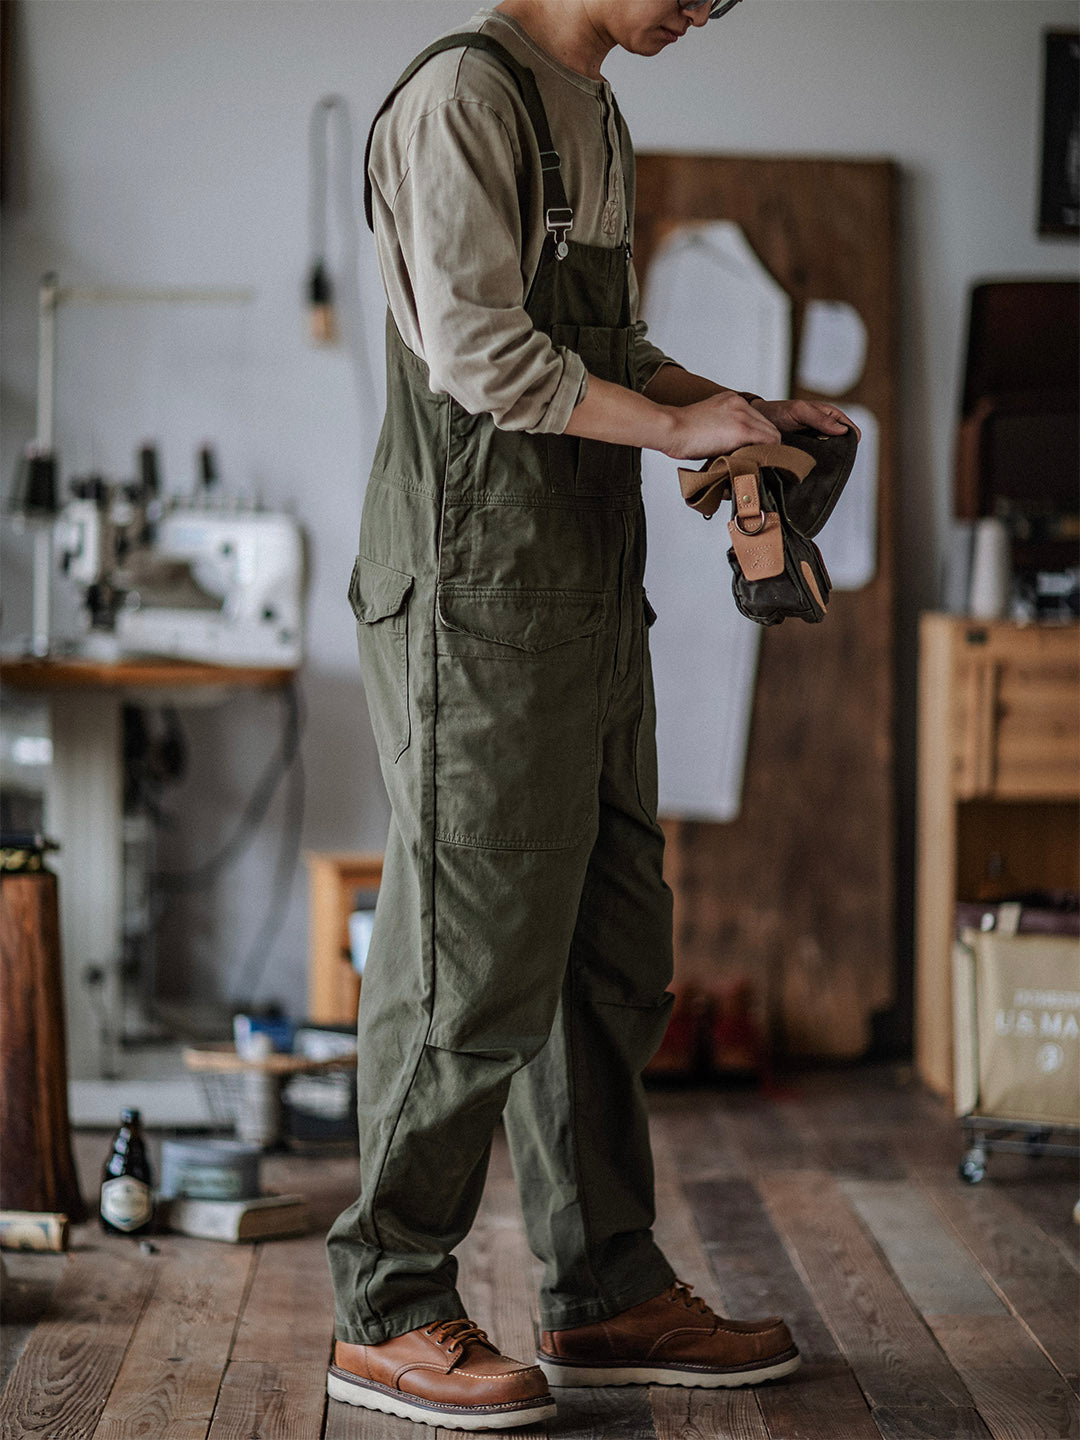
677;0;744;19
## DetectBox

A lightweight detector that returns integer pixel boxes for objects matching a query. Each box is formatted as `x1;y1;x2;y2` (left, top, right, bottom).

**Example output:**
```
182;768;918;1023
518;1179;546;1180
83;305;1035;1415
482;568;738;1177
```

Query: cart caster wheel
959;1149;986;1184
1025;1128;1052;1158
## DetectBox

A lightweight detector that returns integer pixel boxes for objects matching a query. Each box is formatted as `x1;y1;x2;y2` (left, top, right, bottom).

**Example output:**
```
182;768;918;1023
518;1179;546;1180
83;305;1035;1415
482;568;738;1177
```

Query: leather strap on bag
677;442;815;519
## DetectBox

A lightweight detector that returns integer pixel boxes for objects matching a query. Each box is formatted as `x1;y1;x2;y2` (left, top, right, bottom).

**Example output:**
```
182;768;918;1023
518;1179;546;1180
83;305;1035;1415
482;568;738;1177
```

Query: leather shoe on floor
328;1317;556;1431
536;1279;800;1388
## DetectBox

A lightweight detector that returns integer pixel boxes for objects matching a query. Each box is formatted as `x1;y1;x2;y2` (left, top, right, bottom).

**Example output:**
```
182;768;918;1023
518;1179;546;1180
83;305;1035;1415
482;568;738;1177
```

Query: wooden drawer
951;623;1080;800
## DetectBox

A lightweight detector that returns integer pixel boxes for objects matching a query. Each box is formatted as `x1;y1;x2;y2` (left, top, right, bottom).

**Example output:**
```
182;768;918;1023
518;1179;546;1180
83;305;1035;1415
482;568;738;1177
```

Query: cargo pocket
545;324;639;497
635;591;660;823
434;586;606;849
349;555;414;762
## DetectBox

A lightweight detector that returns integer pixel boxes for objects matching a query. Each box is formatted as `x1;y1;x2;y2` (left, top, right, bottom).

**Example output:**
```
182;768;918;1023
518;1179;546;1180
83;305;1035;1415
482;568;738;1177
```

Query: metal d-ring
734;511;767;536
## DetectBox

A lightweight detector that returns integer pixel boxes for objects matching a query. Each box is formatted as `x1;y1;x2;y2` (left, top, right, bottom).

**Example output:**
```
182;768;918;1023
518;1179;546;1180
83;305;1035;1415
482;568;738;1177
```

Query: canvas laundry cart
952;902;1080;1184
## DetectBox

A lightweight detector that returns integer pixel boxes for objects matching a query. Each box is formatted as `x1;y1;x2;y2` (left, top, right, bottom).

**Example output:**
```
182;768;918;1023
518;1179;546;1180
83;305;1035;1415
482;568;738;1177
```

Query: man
326;1;858;1430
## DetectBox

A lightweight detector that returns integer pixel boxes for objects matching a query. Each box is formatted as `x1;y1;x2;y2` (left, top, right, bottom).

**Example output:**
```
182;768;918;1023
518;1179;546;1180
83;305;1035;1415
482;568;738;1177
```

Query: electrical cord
154;679;302;893
144;678;307;1010
227;688;306;1005
308;95;343;269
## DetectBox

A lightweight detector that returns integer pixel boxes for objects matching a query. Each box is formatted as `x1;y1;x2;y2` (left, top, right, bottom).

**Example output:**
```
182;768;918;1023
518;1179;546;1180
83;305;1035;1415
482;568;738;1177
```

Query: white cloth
641;223;792;822
815;402;878;591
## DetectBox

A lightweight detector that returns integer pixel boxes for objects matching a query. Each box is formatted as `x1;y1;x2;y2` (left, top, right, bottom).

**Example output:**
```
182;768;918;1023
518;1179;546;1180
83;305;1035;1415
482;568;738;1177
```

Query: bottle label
101;1176;153;1231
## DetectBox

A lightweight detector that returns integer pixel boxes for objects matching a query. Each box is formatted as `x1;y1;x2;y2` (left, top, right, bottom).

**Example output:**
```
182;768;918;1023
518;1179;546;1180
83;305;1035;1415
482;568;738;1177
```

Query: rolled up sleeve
628;261;677;394
387;98;585;433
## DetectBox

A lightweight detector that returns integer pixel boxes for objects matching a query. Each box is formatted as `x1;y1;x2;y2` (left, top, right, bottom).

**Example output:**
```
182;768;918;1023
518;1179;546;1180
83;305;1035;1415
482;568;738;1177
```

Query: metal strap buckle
539;150;561;171
545;207;574;260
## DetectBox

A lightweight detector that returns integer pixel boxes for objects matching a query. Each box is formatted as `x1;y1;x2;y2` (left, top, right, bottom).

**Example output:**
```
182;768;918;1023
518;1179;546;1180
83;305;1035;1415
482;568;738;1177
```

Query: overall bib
327;33;677;1346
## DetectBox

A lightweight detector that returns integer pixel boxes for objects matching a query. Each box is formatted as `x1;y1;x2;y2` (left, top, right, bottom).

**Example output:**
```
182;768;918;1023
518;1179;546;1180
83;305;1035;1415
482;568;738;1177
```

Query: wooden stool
305;852;382;1025
0;860;85;1219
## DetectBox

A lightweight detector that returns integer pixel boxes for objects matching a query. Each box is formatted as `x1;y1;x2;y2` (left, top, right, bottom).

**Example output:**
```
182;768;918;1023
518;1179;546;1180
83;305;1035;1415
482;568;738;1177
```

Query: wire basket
182;1043;356;1147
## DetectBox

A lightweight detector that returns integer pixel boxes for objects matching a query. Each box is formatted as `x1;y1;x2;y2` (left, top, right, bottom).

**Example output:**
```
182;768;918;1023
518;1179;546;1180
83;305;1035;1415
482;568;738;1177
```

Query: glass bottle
99;1108;154;1236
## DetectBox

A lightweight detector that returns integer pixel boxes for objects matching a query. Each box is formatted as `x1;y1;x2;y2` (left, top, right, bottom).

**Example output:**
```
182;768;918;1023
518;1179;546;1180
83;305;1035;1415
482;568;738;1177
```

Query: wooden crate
305;851;382;1026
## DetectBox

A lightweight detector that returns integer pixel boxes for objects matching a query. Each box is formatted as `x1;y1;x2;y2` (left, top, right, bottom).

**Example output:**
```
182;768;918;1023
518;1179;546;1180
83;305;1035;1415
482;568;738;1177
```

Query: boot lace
423;1318;493;1358
666;1280;715;1318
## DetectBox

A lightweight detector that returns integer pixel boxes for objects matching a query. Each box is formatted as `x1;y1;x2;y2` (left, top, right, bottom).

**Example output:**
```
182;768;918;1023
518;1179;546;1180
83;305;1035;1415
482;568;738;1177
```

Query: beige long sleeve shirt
366;8;677;435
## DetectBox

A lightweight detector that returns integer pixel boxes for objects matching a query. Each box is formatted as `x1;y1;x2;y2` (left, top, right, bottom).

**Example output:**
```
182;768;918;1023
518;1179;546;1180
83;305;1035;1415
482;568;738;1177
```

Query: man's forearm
562;373;680;453
562;369;778;461
642;364;722;406
642;364;764;410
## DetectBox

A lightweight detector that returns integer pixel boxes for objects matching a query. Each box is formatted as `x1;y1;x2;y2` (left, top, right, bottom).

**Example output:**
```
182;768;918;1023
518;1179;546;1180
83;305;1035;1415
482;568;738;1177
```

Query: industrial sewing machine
55;447;306;668
10;274;305;670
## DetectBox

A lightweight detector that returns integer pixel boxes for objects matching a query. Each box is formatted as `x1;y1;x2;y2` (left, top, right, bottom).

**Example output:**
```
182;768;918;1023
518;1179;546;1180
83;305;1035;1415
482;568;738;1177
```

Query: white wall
2;1;1075;1024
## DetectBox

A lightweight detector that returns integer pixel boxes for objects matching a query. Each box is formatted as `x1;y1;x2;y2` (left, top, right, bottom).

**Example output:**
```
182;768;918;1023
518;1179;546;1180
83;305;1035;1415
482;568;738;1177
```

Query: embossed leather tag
727;511;785;579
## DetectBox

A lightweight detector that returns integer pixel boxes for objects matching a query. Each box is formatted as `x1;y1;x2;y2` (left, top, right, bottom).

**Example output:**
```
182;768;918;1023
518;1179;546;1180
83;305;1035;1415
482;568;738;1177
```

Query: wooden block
0;871;85;1220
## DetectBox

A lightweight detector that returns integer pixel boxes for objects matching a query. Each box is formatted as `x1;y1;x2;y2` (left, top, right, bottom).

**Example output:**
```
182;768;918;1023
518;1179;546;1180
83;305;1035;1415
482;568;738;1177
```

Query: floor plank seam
203;1242;264;1440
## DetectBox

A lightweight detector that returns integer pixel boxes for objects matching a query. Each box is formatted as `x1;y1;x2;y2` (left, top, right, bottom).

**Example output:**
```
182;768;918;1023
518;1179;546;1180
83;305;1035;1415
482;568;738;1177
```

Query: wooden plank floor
1;1064;1076;1439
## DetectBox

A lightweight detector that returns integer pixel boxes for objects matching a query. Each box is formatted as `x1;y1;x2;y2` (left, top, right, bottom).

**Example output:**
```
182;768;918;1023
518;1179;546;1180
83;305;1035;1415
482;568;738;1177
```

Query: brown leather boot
328;1317;556;1431
536;1279;800;1389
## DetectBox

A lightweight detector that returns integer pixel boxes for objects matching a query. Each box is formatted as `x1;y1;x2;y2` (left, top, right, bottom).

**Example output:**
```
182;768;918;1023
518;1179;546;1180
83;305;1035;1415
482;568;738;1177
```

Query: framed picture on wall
1038;29;1079;236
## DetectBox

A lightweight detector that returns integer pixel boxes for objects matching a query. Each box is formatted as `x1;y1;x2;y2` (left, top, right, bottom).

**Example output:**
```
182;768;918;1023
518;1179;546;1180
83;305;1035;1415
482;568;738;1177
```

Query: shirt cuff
526;349;588;435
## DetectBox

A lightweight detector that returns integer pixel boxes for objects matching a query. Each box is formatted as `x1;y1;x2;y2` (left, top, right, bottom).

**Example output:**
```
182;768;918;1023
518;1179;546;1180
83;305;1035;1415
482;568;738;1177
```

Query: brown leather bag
677;428;858;626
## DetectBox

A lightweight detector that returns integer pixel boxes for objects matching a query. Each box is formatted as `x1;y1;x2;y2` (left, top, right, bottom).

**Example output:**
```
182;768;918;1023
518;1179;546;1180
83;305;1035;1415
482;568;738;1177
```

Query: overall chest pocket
349;556;414;763
545;324;640;498
434;586;606;850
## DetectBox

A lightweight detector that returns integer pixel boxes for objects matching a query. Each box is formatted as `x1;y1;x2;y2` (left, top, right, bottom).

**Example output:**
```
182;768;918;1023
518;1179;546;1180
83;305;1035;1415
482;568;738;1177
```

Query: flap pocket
436;587;605;653
349;556;414;625
551;323;632;384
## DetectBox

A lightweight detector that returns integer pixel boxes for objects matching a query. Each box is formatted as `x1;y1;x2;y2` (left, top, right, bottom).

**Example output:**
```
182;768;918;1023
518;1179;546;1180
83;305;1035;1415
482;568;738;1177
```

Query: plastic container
159;1138;262;1201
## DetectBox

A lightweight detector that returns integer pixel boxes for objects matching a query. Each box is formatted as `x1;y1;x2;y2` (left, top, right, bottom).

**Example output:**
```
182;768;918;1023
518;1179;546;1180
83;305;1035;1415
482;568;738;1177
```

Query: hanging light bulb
306;96;344;346
307;259;337;345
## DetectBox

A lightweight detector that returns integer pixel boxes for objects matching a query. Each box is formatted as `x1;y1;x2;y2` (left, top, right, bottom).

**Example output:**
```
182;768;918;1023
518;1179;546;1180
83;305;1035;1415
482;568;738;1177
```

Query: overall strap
363;32;572;253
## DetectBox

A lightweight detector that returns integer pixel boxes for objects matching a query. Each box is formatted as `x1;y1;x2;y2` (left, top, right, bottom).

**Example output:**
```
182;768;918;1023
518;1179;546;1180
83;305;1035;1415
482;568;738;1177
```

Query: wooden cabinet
915;615;1080;1098
305;851;382;1026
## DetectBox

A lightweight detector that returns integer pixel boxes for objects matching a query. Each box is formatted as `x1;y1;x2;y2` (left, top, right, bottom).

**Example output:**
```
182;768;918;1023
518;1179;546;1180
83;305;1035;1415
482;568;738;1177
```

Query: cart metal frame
958;1113;1080;1184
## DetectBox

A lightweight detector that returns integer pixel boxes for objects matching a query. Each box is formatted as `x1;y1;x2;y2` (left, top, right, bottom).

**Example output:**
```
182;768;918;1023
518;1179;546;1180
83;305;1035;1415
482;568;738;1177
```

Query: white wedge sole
326;1370;557;1431
537;1348;801;1389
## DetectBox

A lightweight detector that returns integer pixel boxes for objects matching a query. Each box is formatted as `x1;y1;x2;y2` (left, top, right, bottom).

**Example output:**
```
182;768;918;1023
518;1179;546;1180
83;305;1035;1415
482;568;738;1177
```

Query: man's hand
561;371;860;460
750;397;862;443
662;390;781;460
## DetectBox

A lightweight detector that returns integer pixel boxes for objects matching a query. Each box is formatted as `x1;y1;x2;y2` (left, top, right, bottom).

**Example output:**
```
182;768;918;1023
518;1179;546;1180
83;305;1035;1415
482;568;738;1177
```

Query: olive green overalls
327;33;677;1346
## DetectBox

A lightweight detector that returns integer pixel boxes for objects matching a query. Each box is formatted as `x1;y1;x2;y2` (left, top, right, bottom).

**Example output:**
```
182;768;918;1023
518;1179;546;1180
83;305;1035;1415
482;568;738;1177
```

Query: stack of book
161;1193;307;1242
